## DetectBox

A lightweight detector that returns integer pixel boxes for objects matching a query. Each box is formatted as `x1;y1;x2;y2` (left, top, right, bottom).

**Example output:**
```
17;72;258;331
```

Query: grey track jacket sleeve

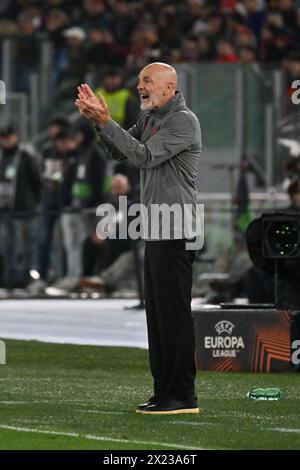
94;112;196;170
91;120;142;162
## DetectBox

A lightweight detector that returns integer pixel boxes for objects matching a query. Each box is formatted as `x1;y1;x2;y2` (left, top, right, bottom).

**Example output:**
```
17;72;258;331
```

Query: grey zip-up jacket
93;91;202;240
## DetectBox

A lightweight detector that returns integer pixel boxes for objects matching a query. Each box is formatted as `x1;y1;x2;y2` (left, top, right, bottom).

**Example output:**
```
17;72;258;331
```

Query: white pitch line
0;400;97;406
0;399;112;405
266;427;300;435
77;409;126;415
0;424;203;450
0;400;53;405
0;402;136;415
171;421;218;427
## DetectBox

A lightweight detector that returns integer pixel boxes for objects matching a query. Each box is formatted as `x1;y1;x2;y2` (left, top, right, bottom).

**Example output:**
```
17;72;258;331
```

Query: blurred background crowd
1;0;300;301
1;0;300;96
0;116;142;295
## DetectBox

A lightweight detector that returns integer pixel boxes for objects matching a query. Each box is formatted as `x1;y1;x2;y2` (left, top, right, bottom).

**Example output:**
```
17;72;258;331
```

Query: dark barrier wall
192;308;291;372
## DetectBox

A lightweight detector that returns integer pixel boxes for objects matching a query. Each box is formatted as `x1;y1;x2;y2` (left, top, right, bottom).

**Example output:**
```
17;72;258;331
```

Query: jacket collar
150;90;185;116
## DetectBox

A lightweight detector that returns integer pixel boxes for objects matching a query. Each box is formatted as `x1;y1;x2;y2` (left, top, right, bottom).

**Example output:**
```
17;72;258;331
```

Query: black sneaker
136;398;200;415
136;396;158;413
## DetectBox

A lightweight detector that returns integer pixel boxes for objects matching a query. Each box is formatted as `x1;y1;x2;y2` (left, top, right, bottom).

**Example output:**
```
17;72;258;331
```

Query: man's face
48;124;61;139
84;0;104;15
137;66;172;111
59;137;78;152
0;133;18;150
103;75;122;92
239;48;255;64
287;59;300;77
110;177;129;198
66;36;83;48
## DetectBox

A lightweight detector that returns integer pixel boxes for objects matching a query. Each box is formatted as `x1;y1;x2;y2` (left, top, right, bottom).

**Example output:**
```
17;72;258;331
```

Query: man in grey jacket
75;62;202;415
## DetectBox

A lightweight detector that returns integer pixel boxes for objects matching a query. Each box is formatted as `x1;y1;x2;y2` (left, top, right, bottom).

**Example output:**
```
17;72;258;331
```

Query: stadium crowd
1;0;300;95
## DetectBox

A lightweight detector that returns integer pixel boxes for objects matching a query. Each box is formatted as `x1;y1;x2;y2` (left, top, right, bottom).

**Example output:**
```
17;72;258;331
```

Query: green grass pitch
0;340;299;450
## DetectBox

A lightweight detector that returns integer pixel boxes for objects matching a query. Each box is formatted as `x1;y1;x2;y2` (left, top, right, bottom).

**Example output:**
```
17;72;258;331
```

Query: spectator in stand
197;34;214;61
80;0;111;34
109;0;135;47
1;0;34;20
182;0;206;37
243;0;266;40
238;45;257;64
52;120;107;293
226;12;247;44
113;159;140;197
80;173;144;297
293;7;300;45
80;173;135;279
15;10;40;92
54;26;87;101
0;126;41;288
80;246;144;295
143;0;164;17
42;0;82;18
44;8;69;50
94;68;138;129
0;18;18;39
43;116;70;144
234;25;256;51
86;28;128;68
100;71;141;190
125;30;151;77
179;37;200;63
215;39;239;62
206;12;227;46
94;69;141;191
27;120;76;295
259;11;292;62
2;0;300;91
157;2;183;50
278;0;298;33
281;50;300;105
220;0;238;14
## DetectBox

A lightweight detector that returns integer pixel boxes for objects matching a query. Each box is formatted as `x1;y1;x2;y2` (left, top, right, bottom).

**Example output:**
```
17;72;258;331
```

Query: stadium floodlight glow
262;215;300;259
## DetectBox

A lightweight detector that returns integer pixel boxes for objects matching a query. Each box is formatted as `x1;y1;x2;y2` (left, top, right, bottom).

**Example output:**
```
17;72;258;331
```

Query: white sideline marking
0;333;148;349
0;424;203;450
0;402;143;417
0;401;53;405
0;399;118;405
0;400;97;405
0;298;148;349
266;427;300;435
77;409;126;415
171;420;218;427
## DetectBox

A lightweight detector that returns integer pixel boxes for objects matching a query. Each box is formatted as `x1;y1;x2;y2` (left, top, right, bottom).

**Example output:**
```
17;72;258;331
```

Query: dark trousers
144;239;196;402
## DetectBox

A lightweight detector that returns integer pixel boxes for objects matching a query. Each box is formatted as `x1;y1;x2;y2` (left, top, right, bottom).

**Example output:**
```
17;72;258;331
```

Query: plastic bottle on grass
247;388;283;400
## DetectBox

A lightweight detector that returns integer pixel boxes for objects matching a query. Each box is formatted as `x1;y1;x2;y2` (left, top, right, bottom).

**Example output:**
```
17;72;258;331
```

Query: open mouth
140;93;150;102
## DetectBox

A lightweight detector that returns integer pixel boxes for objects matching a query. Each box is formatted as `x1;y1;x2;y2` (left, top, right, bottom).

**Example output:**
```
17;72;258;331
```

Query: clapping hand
75;84;110;126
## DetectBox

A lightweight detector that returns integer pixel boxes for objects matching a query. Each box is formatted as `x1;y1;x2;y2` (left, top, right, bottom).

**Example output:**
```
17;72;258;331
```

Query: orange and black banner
193;308;291;372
